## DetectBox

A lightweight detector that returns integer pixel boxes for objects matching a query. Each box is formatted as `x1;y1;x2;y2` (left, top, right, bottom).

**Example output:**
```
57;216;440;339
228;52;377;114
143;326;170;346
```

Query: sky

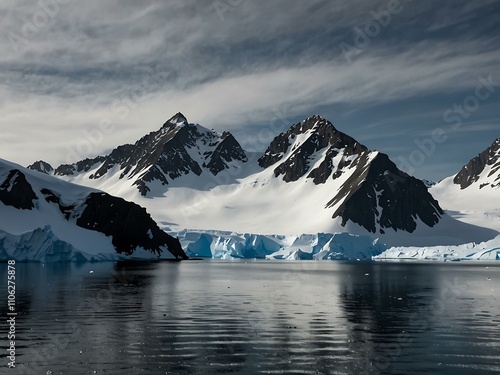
0;0;499;182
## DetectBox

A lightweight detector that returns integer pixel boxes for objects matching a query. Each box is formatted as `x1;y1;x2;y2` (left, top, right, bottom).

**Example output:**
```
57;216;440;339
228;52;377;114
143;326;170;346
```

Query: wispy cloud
0;0;499;180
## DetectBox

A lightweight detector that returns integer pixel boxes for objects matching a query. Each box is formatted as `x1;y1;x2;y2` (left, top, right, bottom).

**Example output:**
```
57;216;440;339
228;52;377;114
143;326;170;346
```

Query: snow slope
374;235;500;261
430;138;500;232
0;158;182;261
142;167;495;247
431;176;500;232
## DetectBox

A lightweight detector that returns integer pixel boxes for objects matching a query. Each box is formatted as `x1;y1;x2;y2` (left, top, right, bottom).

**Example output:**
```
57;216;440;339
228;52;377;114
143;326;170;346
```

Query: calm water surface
1;260;499;374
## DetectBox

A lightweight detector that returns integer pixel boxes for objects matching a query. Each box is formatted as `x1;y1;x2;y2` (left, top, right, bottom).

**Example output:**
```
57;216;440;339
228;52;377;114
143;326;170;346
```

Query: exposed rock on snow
1;158;187;260
431;137;500;233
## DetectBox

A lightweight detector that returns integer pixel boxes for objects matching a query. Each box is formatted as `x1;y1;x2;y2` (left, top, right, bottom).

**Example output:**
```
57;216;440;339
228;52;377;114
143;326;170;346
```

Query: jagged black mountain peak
162;112;188;127
259;114;443;233
30;113;248;196
453;137;500;189
259;115;368;183
27;160;54;174
26;112;446;235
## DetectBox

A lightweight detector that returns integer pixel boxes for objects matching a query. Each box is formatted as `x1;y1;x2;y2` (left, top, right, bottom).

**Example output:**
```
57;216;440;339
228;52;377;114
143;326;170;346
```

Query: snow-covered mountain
31;113;249;196
29;114;498;247
0;158;187;261
453;137;500;189
431;137;500;232
257;115;443;234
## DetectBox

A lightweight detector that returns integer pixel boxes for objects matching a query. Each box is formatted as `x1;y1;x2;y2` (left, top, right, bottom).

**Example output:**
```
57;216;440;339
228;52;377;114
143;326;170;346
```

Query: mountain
28;160;54;174
0;158;187;261
453;137;500;189
37;113;248;196
29;114;498;247
258;115;443;234
431;137;500;232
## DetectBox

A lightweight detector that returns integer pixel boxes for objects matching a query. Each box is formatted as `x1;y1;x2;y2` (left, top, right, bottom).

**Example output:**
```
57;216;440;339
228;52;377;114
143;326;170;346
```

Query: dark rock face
453;138;500;189
259;115;367;183
205;131;248;175
27;161;53;174
328;153;443;233
55;156;107;177
0;170;37;210
1;162;187;259
75;193;188;258
23;112;447;237
45;112;248;196
260;115;443;234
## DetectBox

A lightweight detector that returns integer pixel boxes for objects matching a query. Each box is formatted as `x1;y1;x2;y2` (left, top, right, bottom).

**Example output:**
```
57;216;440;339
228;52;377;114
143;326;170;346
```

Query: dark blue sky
1;0;499;181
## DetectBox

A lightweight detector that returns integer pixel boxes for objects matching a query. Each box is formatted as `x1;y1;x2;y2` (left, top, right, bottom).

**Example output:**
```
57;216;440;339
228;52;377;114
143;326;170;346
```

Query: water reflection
337;263;500;374
0;261;498;374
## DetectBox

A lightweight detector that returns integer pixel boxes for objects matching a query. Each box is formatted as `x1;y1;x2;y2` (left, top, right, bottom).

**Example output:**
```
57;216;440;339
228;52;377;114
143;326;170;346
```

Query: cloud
0;0;499;180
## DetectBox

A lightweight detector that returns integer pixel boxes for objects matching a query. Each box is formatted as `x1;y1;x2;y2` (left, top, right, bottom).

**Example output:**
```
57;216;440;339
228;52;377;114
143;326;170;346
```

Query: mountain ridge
431;137;500;233
26;113;497;245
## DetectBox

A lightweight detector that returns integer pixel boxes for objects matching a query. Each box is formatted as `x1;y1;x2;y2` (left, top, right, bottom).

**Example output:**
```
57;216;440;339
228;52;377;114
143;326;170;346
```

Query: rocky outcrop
27;160;54;174
0;164;188;259
329;153;443;233
0;169;37;210
453;138;500;189
76;192;187;258
259;115;367;183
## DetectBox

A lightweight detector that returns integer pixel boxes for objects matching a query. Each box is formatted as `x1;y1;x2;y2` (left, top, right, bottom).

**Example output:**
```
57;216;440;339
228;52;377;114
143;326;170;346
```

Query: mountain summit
35;113;248;196
258;115;443;234
259;115;367;183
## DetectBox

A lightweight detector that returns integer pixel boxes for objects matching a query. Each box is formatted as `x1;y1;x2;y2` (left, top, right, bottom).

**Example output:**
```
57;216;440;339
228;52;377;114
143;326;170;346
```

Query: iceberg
0;226;168;262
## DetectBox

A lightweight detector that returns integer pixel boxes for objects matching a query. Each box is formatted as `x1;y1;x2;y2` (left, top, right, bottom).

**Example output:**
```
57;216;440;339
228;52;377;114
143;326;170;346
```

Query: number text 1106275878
7;260;16;369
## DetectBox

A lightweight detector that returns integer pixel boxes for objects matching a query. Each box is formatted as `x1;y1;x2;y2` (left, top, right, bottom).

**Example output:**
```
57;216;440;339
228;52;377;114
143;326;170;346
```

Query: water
1;260;499;374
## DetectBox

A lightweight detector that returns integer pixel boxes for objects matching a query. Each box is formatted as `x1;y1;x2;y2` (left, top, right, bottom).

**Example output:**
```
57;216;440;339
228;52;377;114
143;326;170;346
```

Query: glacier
374;235;500;261
0;226;167;262
0;226;388;262
3;226;499;262
173;230;388;260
